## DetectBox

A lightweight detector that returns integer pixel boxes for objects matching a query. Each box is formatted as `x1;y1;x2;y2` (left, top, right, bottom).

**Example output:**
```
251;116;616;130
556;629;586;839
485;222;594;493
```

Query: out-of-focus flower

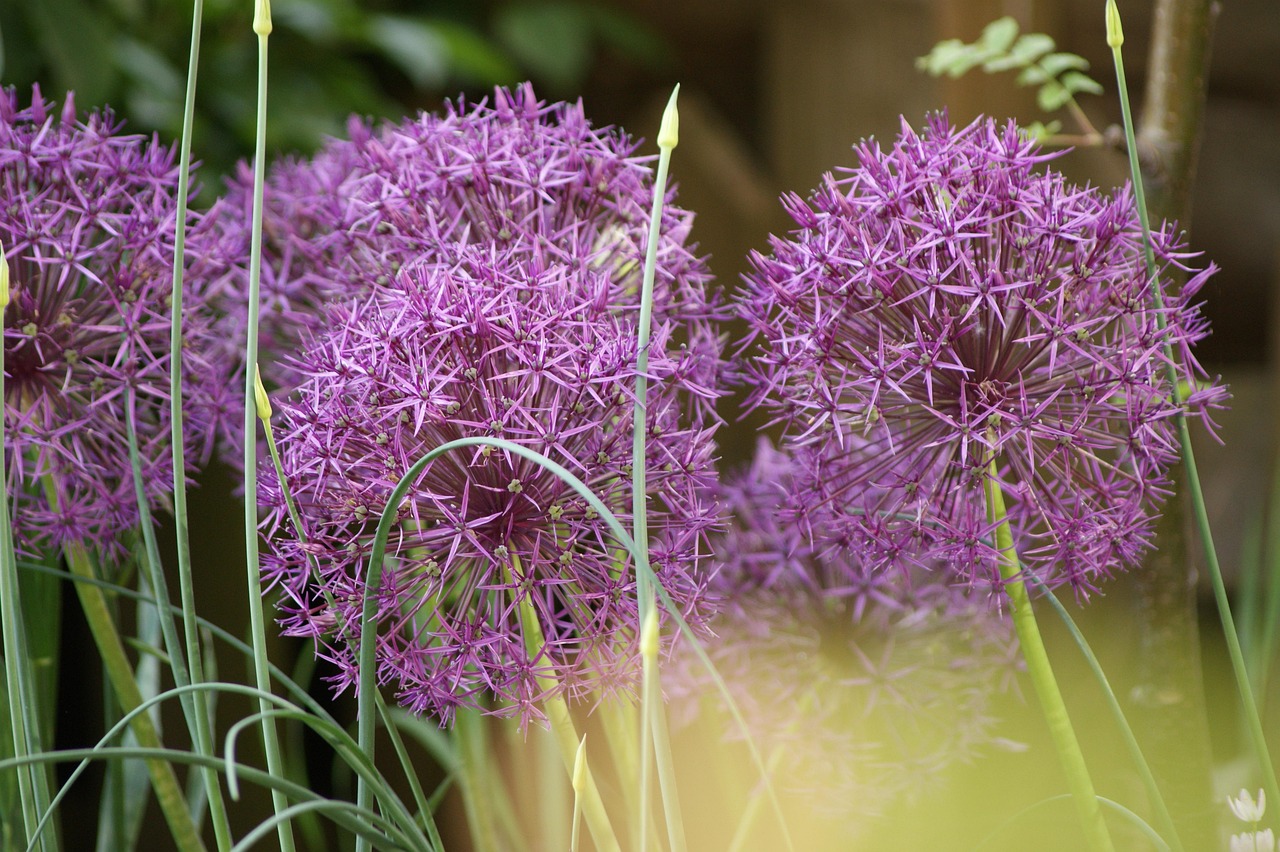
0;86;226;559
739;113;1223;596
671;441;1015;827
197;83;721;461
261;244;722;724
1231;789;1269;825
1232;829;1276;852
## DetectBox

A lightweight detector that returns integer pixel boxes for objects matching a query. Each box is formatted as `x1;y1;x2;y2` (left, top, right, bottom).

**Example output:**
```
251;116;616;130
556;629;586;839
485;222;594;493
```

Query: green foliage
0;0;667;181
916;17;1103;114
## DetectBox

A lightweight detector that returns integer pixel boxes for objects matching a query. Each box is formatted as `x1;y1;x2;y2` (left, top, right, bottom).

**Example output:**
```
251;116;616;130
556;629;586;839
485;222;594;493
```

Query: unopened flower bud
657;85;680;151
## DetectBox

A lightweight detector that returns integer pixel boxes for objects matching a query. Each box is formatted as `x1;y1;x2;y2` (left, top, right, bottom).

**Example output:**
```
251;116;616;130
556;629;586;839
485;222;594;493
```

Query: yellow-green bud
0;241;9;310
571;734;588;793
1105;0;1124;49
254;365;273;421
657;84;680;151
254;0;273;36
640;606;659;661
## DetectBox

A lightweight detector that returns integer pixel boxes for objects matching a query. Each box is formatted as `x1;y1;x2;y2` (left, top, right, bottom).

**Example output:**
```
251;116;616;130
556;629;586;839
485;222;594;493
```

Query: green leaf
27;0;118;106
978;17;1020;53
1061;70;1104;96
432;22;521;85
1039;51;1091;76
1017;64;1050;86
984;32;1054;71
1024;120;1064;142
1037;79;1072;112
916;39;969;76
493;2;593;91
365;14;450;88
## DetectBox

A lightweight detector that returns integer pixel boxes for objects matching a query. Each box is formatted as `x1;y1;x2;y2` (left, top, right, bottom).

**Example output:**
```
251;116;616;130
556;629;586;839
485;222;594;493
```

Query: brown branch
1136;0;1220;225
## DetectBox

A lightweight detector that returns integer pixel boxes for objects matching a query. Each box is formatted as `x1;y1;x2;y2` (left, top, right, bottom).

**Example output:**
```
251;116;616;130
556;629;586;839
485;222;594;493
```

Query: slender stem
633;85;684;852
984;461;1114;852
1108;2;1280;809
242;6;296;850
64;543;206;852
167;0;232;846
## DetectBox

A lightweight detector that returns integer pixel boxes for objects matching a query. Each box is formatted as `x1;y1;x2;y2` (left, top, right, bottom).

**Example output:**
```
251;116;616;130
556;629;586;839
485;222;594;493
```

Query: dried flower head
739;114;1223;595
672;442;1014;831
262;244;722;724
0;86;226;559
198;83;721;459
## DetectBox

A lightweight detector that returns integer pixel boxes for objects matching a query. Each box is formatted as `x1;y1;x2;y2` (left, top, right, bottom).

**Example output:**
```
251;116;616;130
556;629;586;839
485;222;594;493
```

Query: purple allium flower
1;86;228;560
739;114;1224;596
672;442;1013;830
261;243;722;724
198;83;721;459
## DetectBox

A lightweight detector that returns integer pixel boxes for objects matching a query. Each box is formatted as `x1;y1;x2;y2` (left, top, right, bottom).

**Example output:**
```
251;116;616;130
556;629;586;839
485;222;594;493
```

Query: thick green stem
509;556;621;852
65;544;206;852
454;709;501;852
985;465;1114;852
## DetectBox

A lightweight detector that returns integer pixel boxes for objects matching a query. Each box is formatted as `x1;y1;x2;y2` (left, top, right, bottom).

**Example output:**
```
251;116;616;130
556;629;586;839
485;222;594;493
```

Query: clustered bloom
261;246;722;721
673;442;1015;831
740;113;1224;596
1;86;227;560
198;83;721;459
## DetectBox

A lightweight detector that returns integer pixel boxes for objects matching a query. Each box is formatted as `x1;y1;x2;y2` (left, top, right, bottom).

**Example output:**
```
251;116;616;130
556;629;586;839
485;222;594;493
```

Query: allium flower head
1;86;226;558
262;243;721;724
199;83;721;457
672;442;1014;829
740;114;1224;595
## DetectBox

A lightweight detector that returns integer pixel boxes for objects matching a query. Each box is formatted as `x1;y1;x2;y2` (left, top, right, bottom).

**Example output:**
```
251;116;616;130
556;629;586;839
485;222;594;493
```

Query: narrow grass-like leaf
1031;577;1183;852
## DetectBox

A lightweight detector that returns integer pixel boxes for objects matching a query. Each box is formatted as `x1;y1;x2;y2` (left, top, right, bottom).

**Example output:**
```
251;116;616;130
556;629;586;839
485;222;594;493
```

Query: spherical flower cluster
198;83;722;458
1;86;227;559
261;244;722;723
739;113;1224;595
672;442;1014;831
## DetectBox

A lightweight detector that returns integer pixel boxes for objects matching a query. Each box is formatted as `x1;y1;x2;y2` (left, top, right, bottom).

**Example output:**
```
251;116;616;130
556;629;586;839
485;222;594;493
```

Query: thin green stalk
985;460;1113;852
240;2;296;850
1032;577;1183;852
0;245;55;851
1106;0;1280;807
633;85;686;852
64;543;206;852
167;0;232;845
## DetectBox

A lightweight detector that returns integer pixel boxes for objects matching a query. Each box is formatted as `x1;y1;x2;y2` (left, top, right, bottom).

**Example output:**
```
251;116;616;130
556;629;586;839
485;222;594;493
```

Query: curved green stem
985;464;1113;852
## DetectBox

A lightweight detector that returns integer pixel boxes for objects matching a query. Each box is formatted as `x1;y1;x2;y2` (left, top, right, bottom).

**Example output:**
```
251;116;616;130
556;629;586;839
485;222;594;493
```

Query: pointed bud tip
254;365;273;421
657;84;680;150
1105;0;1124;48
254;0;273;35
572;734;588;792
